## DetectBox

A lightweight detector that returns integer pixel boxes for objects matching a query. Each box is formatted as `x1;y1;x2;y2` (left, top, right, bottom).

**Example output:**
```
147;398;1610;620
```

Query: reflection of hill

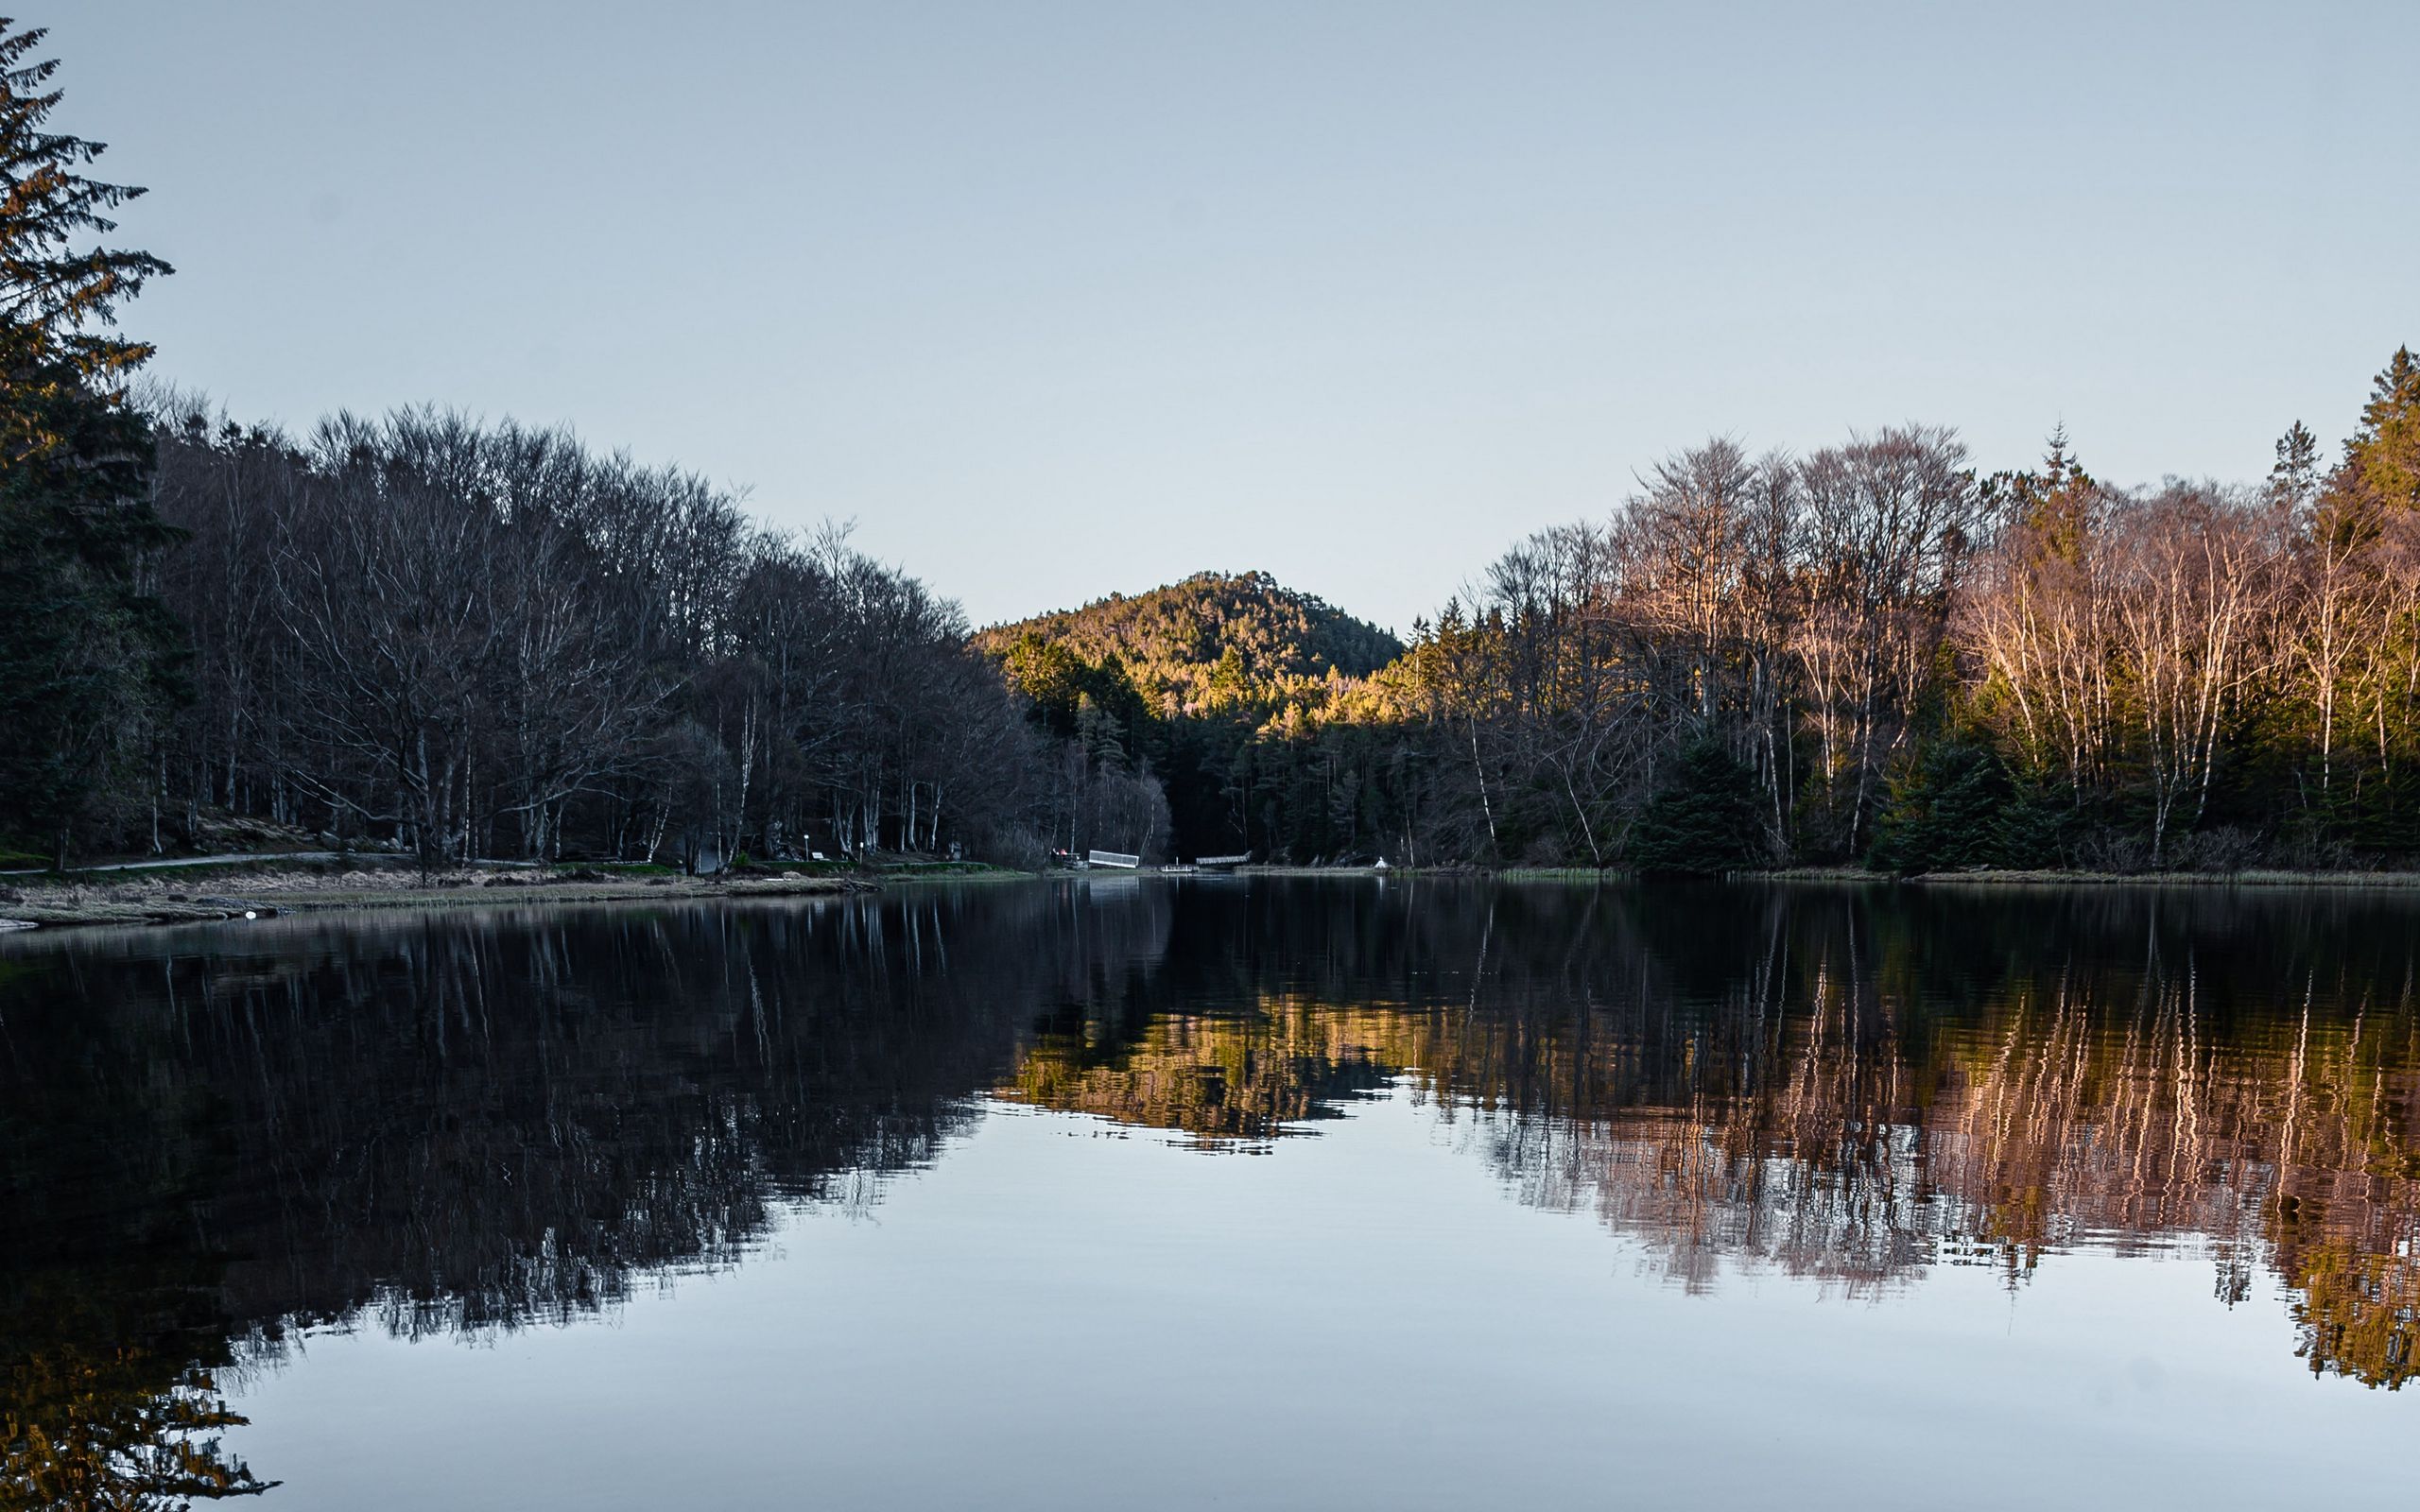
1007;998;1402;1144
1007;882;2420;1388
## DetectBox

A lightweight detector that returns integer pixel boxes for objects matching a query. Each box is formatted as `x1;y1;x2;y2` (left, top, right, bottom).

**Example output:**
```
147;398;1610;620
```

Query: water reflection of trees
1008;881;2420;1388
0;883;1171;1503
4;878;2415;1503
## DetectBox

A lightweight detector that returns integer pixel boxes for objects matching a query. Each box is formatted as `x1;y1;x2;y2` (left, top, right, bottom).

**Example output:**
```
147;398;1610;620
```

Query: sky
56;1;2420;634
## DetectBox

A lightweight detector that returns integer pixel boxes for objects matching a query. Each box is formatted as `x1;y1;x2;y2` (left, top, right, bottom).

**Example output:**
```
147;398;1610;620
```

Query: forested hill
975;572;1402;715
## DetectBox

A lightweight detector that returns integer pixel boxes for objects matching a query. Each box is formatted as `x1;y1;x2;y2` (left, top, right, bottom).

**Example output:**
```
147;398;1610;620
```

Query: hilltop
976;571;1403;717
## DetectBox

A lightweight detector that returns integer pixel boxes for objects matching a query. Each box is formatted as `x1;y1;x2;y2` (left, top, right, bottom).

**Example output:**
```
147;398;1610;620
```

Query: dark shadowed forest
4;17;2418;875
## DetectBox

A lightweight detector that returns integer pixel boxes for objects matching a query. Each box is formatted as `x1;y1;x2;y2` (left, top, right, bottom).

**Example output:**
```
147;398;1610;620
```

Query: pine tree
1990;425;2100;560
2270;420;2323;512
1625;739;1767;875
2347;346;2420;509
0;19;182;866
1869;740;2014;874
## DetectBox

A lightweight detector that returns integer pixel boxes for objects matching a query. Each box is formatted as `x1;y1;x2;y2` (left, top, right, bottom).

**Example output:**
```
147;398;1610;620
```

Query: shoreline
1255;863;2420;890
1892;867;2420;889
0;865;887;931
11;857;2420;932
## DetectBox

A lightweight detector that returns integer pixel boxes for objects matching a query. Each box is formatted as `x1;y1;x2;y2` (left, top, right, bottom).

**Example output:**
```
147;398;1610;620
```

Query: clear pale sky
58;2;2420;633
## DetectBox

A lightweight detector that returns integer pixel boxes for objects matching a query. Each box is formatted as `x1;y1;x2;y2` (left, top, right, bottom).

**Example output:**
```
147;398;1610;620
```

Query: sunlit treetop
2347;345;2420;510
0;16;170;388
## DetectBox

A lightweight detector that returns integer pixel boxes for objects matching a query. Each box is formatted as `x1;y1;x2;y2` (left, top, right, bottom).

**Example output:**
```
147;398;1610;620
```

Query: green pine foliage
1624;741;1769;875
981;572;1408;859
0;21;185;866
0;326;187;865
2348;346;2420;509
1869;740;2025;874
977;571;1401;719
994;633;1150;744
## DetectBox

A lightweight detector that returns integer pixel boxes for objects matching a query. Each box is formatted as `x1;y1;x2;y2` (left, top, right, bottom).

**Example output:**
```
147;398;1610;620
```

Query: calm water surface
4;879;2416;1509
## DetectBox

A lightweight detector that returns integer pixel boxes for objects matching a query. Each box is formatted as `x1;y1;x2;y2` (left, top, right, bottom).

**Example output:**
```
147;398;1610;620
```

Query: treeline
11;391;1119;870
146;406;1057;869
992;355;2420;873
1371;361;2420;872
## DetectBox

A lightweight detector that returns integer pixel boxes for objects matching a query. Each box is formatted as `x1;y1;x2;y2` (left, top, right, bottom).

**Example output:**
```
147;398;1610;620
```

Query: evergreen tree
995;632;1090;736
2270;420;2323;512
2346;346;2420;509
0;20;182;865
1985;425;2099;558
1625;740;1767;875
1869;740;2014;874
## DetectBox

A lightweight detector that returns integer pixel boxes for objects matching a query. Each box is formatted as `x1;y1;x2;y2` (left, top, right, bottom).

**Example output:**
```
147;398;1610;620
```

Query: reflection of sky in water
228;1091;2402;1512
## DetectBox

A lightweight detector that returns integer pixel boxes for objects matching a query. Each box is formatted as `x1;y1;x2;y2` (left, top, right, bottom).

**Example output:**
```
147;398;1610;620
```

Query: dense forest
977;573;1401;859
4;15;2419;875
140;407;1056;871
984;382;2420;873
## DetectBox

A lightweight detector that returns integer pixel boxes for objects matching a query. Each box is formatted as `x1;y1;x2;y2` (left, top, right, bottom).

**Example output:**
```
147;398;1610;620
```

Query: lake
3;878;2414;1509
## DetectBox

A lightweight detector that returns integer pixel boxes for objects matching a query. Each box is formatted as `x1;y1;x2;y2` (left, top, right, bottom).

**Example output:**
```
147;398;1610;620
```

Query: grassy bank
879;861;1039;883
1893;868;2420;889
